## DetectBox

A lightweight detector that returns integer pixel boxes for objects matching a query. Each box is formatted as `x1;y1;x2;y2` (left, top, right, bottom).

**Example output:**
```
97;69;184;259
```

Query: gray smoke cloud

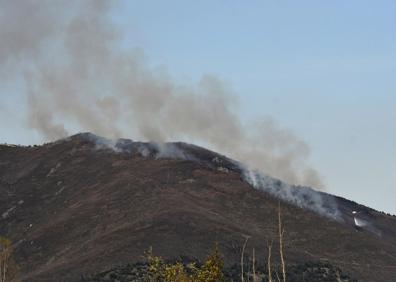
243;169;340;219
0;0;325;189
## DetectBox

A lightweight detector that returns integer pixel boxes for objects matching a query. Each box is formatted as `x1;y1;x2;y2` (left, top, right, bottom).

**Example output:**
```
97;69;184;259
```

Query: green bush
146;246;225;282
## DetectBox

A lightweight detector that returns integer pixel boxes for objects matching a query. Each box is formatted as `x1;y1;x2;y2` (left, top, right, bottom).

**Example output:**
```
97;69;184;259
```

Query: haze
1;0;395;214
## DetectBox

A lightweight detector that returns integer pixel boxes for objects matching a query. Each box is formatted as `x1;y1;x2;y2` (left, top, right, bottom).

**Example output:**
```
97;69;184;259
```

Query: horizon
1;130;394;216
1;1;395;214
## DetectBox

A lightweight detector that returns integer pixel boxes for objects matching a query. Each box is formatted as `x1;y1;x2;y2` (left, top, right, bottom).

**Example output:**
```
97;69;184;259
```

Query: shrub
146;246;225;282
0;236;19;282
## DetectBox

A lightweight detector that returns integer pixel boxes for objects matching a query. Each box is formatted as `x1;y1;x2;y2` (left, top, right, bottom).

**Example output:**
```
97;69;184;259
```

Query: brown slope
0;134;395;281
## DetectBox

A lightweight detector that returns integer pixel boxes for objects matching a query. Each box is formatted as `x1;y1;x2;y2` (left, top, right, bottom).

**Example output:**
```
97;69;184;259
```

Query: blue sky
112;1;396;213
1;1;395;214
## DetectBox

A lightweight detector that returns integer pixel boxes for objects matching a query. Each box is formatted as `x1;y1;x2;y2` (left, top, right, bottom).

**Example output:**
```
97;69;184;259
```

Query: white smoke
352;214;382;236
1;0;325;190
353;217;368;227
69;132;339;220
243;168;340;220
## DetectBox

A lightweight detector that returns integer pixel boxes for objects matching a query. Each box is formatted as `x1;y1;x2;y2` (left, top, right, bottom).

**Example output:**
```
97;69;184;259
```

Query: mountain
0;133;395;281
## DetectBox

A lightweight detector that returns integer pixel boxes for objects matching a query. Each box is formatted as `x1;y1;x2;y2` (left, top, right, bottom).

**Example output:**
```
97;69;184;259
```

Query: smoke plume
0;0;324;189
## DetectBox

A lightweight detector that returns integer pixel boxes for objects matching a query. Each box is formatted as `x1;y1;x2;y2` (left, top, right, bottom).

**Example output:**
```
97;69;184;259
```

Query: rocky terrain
0;133;395;281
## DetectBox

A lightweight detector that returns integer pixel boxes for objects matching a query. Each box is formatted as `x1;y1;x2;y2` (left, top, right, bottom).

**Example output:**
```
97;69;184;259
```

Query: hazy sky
1;1;395;214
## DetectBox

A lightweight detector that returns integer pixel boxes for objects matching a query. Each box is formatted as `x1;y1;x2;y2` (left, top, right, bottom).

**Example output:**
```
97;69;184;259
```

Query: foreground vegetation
81;257;356;282
2;203;356;281
81;204;356;282
0;237;19;282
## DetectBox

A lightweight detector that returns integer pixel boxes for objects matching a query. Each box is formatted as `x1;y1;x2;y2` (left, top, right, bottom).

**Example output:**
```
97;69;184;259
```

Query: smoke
0;0;324;189
354;217;368;227
352;214;382;236
243;169;340;219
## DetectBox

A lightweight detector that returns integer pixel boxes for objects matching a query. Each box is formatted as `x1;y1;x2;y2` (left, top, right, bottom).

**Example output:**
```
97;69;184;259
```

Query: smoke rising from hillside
0;0;324;189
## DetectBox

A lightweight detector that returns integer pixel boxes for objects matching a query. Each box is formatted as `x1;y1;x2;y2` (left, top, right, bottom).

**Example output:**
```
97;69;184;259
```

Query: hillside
0;133;395;281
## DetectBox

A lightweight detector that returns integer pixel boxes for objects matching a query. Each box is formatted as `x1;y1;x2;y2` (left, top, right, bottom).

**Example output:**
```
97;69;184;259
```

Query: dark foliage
79;260;356;282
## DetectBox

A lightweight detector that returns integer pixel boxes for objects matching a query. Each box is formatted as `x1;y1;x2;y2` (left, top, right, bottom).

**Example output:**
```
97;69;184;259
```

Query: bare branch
241;235;250;282
252;248;257;282
267;240;273;282
278;201;286;282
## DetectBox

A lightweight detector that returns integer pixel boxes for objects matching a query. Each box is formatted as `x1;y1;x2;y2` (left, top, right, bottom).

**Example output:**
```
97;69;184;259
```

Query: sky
1;1;395;214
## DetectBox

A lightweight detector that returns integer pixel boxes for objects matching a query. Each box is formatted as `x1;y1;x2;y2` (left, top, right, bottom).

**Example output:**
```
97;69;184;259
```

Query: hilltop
0;133;395;281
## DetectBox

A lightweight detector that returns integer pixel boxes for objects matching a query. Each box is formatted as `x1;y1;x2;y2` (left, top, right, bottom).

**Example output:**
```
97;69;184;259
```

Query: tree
278;202;286;282
0;237;18;282
195;245;225;282
146;245;225;282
